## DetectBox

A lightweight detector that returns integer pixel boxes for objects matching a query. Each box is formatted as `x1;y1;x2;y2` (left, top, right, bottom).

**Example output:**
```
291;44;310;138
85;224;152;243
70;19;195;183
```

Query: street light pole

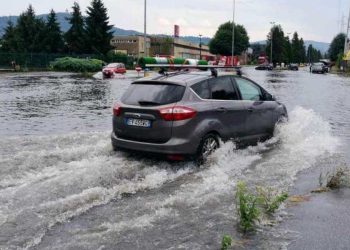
270;21;275;66
144;0;147;57
232;0;236;66
344;5;350;56
199;34;202;60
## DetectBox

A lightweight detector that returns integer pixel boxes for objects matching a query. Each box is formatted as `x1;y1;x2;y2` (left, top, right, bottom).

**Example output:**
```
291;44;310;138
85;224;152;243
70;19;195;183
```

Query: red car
102;63;126;78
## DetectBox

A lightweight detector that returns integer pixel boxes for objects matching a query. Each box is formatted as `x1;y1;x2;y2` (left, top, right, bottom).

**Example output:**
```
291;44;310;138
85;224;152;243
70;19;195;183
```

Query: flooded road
0;68;349;249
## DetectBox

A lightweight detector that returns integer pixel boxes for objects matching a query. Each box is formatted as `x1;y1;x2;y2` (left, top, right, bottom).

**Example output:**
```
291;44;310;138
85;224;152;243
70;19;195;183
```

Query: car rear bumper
111;131;199;155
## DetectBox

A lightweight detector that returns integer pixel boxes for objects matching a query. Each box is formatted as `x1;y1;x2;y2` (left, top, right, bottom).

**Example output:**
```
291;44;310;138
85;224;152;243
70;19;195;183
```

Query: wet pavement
0;68;349;249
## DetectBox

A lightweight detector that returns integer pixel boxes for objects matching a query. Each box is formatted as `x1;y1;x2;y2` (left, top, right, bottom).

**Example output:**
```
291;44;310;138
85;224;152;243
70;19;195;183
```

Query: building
150;37;213;59
110;35;214;60
110;35;151;57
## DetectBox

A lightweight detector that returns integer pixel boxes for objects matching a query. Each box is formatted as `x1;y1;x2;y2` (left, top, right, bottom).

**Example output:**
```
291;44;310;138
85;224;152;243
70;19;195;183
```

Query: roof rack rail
145;64;241;69
145;64;242;77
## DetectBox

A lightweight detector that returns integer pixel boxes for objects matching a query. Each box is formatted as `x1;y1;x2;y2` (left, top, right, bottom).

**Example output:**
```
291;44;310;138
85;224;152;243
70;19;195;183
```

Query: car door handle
247;108;254;113
216;107;227;113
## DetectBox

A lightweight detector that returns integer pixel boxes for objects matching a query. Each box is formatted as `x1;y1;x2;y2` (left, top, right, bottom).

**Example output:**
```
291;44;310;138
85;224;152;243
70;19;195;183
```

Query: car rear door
233;77;276;138
207;76;246;140
114;82;185;143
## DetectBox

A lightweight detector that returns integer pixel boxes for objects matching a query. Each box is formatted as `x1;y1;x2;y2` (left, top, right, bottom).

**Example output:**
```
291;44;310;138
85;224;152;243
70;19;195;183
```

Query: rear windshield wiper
138;100;161;106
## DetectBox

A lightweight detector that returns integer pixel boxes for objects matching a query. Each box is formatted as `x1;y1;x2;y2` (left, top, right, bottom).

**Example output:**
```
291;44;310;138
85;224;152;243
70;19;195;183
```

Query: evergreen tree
43;10;64;53
16;5;43;52
65;2;86;53
209;22;249;56
307;44;323;63
299;38;306;63
265;25;286;64
328;33;346;61
85;0;113;54
291;32;300;63
0;21;18;52
283;36;292;64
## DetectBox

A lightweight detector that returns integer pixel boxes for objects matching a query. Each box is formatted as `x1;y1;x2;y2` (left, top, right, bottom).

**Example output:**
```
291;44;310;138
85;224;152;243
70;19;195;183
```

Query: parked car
111;71;287;163
288;64;299;71
255;64;273;71
102;63;126;78
310;63;326;74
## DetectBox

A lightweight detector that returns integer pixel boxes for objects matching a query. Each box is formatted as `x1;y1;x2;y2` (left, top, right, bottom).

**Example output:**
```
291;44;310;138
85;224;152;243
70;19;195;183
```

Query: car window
208;76;239;100
122;82;185;106
235;78;262;101
191;80;211;99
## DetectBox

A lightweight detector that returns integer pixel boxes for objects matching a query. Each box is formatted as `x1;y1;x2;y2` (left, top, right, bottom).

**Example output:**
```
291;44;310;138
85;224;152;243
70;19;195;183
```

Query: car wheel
196;134;219;165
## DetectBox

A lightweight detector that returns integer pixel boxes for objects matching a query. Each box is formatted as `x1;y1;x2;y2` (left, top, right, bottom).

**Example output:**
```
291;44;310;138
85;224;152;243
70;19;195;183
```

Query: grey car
111;71;287;162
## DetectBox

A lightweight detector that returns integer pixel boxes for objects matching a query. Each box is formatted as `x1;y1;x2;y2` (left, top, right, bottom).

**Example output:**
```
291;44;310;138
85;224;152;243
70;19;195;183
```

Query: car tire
195;133;219;165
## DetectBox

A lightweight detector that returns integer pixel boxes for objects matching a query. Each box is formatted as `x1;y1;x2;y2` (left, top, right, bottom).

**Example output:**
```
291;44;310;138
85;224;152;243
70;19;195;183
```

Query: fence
0;52;136;70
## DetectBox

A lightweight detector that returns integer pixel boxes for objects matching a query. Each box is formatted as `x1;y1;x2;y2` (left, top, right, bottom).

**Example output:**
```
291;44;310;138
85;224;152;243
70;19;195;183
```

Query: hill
0;12;210;45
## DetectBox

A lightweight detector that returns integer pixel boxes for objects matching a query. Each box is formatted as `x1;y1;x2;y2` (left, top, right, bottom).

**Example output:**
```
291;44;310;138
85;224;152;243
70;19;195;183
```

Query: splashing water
0;106;340;249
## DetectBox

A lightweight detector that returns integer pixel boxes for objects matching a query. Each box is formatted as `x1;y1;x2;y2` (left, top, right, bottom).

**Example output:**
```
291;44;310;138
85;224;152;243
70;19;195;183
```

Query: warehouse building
110;35;214;59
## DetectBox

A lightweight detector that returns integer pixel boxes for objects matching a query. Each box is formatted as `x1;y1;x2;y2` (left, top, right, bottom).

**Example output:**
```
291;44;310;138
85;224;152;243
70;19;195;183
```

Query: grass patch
256;187;288;214
317;167;350;191
326;167;350;189
235;182;289;233
221;235;232;250
235;181;260;232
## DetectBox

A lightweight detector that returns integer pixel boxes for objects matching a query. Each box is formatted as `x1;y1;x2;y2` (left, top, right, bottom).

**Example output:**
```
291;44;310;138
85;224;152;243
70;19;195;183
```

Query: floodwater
0;68;349;249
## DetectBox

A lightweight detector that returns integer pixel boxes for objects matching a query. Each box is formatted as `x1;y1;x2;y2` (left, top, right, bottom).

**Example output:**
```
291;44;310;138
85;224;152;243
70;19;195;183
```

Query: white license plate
126;118;151;127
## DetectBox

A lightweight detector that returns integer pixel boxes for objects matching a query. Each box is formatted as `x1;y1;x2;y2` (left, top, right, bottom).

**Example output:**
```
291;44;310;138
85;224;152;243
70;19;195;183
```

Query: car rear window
122;82;185;106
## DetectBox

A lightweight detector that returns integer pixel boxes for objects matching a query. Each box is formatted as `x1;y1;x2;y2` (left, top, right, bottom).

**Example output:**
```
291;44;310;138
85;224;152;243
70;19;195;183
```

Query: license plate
126;118;151;128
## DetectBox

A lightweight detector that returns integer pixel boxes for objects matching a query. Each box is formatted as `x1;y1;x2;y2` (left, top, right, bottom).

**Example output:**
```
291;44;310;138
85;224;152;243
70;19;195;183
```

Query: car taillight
159;106;196;121
113;103;121;116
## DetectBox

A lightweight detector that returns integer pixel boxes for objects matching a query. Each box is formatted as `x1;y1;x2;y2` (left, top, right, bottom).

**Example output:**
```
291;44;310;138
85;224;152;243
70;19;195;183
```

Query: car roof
134;71;239;86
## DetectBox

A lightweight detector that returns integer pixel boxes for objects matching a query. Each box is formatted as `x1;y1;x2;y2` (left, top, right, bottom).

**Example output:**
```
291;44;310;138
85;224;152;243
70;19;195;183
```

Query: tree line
0;0;113;55
208;22;349;65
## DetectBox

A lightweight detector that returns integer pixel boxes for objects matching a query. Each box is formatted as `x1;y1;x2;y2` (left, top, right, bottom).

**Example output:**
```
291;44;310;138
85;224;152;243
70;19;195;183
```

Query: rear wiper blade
138;100;161;106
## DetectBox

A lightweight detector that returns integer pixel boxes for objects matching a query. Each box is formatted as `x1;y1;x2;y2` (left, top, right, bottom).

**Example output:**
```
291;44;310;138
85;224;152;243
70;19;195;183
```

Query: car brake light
113;103;121;116
159;106;196;121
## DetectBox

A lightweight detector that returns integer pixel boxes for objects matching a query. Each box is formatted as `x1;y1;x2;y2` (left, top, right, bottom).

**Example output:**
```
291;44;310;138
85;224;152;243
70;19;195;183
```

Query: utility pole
231;0;236;66
344;6;350;56
270;22;275;66
144;0;147;57
199;34;202;60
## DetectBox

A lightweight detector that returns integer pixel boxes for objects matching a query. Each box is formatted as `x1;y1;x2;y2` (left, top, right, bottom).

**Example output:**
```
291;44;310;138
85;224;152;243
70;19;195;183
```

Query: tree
85;0;113;55
43;10;64;53
299;38;306;63
283;36;292;64
65;2;87;53
15;5;44;52
0;21;18;52
209;22;249;56
328;33;346;61
307;44;322;63
265;25;286;64
291;32;300;63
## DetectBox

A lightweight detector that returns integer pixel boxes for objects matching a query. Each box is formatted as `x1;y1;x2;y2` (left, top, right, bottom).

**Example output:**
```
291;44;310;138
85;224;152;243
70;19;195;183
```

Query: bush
50;57;103;72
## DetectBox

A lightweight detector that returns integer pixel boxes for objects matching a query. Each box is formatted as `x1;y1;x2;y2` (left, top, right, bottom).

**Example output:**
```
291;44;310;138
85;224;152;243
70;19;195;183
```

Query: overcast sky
1;0;349;42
